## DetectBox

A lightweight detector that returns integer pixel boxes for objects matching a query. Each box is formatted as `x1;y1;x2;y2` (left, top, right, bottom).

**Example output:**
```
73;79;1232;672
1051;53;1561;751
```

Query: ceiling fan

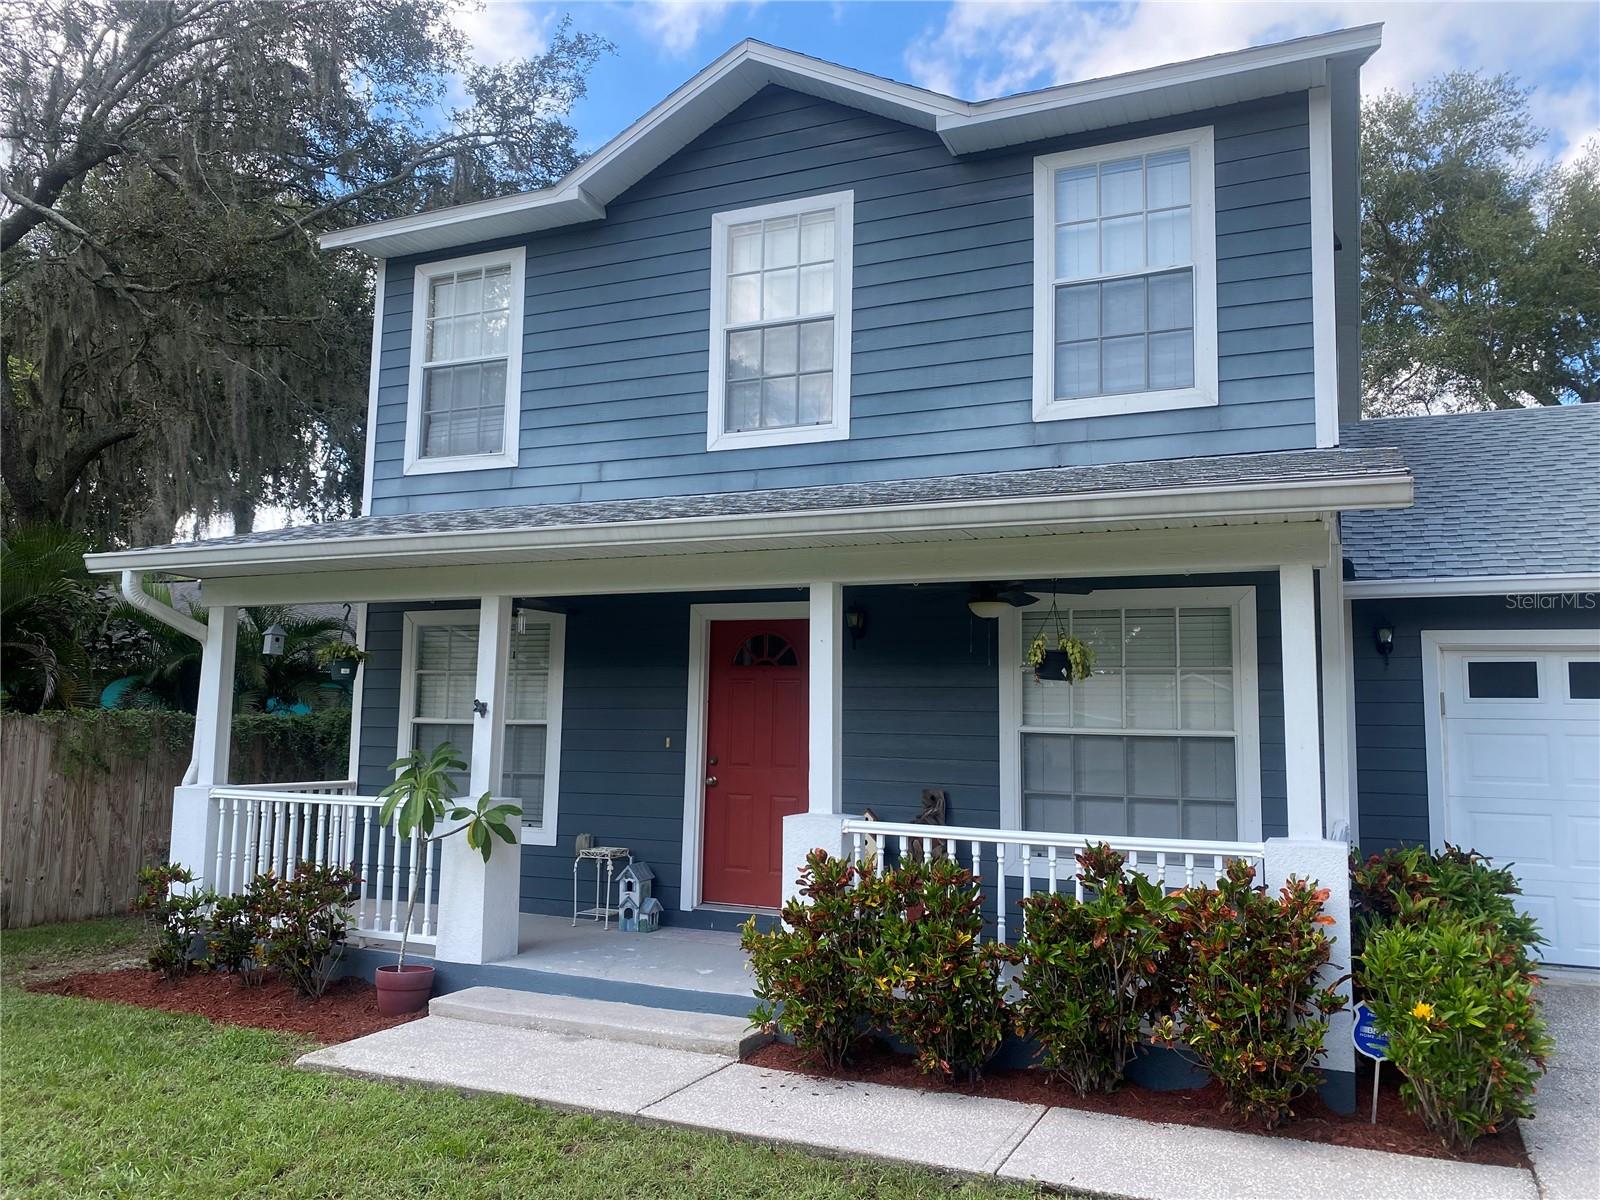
966;580;1093;619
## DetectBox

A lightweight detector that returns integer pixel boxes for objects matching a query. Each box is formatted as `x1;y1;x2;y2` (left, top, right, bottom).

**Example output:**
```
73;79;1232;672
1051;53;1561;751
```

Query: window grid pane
421;263;513;458
723;207;839;434
1052;145;1196;401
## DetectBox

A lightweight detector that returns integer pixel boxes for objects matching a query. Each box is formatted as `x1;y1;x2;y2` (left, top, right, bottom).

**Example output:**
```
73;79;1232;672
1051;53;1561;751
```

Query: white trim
1317;561;1352;839
319;27;1381;258
193;606;239;787
1308;88;1339;449
361;261;385;514
1345;573;1600;599
87;474;1411;579
1032;127;1219;422
679;601;808;911
403;247;525;476
346;602;368;783
808;582;843;814
997;585;1263;849
1341;597;1361;847
1420;628;1600;850
1280;563;1323;839
396;605;566;846
707;191;853;451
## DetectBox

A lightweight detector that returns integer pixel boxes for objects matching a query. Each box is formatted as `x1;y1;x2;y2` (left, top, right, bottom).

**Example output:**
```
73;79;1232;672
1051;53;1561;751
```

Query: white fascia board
83;471;1410;579
319;27;1381;259
1344;573;1600;599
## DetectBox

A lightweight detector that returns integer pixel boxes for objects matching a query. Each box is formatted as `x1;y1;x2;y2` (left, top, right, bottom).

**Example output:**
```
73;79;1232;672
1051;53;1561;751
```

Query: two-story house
87;24;1599;1108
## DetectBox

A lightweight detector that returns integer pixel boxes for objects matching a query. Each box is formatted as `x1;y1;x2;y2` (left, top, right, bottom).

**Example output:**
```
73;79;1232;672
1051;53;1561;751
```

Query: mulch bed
32;968;421;1044
745;1039;1531;1169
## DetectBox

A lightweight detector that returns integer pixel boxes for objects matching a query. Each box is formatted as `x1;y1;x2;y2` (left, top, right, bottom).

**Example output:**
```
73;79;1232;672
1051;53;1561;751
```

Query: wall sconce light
1374;624;1395;660
844;606;867;647
261;623;287;657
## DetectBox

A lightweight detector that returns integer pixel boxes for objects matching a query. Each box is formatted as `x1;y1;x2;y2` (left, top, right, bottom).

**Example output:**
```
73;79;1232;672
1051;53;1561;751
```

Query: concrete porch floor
491;913;753;1000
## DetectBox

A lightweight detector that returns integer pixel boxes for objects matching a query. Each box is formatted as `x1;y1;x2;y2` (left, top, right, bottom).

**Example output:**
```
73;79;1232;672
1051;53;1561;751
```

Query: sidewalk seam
987;1104;1049;1177
635;1058;735;1114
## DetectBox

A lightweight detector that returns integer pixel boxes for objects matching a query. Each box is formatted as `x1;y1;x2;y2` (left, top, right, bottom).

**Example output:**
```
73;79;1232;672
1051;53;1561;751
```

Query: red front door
701;619;809;909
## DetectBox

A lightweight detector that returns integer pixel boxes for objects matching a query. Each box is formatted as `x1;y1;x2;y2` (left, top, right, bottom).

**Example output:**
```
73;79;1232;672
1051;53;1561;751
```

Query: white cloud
450;0;555;67
630;1;742;57
906;1;1600;161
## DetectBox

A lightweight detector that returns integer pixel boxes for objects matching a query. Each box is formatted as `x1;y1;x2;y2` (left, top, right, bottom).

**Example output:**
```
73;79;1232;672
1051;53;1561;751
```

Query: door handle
705;776;718;787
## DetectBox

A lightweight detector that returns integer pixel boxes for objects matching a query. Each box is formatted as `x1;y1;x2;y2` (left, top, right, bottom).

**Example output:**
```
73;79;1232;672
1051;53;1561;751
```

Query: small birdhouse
617;861;654;909
617;894;641;933
637;897;663;933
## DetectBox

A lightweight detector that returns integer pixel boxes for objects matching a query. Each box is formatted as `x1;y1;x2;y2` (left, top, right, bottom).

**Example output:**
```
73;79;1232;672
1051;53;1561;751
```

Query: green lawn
1;920;1053;1200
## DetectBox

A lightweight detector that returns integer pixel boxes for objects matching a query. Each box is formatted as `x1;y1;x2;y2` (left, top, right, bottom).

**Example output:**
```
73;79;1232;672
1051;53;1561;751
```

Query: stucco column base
1263;836;1356;1113
169;784;221;892
433;832;522;965
780;812;853;908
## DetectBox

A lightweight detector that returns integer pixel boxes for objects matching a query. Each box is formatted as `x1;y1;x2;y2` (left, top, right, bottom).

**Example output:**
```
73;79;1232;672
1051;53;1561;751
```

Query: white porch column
1317;561;1353;842
434;595;521;965
169;606;237;889
1279;564;1324;840
807;581;843;815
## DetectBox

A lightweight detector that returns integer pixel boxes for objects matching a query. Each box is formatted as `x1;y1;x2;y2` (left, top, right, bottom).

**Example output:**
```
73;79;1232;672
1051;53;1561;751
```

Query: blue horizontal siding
355;575;1289;928
1350;595;1600;855
369;87;1317;514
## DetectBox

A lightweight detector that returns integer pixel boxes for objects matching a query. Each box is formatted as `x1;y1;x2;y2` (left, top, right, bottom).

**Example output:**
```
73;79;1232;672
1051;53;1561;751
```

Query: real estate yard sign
1352;1002;1389;1124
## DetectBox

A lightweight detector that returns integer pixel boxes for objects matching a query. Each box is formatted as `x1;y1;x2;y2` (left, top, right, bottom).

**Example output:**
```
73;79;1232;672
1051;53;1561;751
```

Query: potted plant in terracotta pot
315;640;368;682
373;742;521;1015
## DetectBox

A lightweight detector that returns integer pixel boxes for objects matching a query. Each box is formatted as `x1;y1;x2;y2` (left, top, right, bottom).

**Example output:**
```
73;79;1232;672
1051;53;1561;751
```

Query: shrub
130;863;214;980
253;863;360;998
1153;859;1346;1129
1350;843;1541;968
205;882;273;982
866;858;1009;1083
742;849;877;1070
1361;914;1551;1150
1011;844;1178;1095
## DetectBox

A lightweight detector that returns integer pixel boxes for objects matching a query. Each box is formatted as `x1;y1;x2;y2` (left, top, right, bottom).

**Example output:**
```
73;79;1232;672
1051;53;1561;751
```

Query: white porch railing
209;782;440;945
840;818;1266;943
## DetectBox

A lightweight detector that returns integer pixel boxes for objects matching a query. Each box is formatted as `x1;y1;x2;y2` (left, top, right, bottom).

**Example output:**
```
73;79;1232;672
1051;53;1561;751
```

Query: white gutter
1343;573;1600;600
120;570;207;641
85;471;1413;579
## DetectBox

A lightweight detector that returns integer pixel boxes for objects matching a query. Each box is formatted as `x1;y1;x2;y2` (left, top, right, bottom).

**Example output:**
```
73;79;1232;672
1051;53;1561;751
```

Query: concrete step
428;986;770;1058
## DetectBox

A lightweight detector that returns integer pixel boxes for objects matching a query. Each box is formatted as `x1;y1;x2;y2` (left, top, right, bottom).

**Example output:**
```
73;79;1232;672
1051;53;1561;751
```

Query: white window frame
1031;127;1218;422
404;246;525;476
397;607;565;848
997;585;1262;846
706;191;853;451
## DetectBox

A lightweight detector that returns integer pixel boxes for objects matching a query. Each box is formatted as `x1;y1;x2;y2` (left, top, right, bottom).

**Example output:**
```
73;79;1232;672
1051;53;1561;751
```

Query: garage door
1439;645;1600;967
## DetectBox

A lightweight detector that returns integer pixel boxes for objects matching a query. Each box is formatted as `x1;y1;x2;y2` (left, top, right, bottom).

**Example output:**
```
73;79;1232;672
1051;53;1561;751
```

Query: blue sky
460;1;1599;165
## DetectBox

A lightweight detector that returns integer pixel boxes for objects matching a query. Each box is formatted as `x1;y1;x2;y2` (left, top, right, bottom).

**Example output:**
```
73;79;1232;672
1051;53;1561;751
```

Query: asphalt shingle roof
154;446;1407;553
1340;404;1599;582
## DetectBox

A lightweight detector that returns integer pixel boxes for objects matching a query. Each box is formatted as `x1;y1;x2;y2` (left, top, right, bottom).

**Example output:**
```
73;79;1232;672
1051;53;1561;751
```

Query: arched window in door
732;632;799;667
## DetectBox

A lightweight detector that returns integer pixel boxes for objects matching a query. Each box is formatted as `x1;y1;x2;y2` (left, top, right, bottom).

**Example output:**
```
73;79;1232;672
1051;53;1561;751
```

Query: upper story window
404;247;525;475
1032;128;1217;422
707;191;853;451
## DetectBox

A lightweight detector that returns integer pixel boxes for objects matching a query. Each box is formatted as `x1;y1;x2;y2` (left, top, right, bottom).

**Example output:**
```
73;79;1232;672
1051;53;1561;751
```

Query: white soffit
321;25;1382;259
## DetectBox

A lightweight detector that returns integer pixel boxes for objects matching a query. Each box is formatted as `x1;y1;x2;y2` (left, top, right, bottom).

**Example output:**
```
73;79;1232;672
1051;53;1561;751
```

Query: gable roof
1340;405;1600;590
322;25;1381;259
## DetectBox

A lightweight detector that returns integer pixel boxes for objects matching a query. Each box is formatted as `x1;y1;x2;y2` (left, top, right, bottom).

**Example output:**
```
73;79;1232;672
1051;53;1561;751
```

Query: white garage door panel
1438;644;1600;969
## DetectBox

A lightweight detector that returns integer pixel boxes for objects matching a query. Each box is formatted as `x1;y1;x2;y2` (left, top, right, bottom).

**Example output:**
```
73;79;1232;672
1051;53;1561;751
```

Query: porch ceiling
86;448;1410;597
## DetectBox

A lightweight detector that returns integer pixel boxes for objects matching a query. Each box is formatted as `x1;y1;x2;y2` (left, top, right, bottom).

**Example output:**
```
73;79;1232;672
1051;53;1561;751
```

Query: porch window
1001;588;1261;843
707;191;853;450
399;608;565;846
1032;128;1217;421
404;247;524;475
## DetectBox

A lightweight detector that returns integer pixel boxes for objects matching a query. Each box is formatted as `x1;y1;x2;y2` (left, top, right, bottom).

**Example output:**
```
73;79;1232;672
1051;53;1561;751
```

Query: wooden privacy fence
1;713;348;929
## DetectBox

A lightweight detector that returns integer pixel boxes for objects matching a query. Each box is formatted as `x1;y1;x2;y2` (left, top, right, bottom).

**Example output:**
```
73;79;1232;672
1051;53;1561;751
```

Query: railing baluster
286;802;302;880
851;831;863;863
421;829;438;937
1047;846;1058;895
373;810;389;931
387;814;403;932
995;843;1008;944
211;795;228;894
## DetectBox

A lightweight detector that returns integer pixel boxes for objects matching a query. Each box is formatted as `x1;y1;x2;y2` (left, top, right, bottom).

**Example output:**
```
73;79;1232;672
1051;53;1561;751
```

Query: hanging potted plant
373;742;521;1015
315;640;368;682
1025;594;1096;683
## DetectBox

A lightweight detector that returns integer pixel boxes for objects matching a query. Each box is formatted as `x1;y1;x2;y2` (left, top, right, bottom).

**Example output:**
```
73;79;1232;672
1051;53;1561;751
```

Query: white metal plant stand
572;845;631;929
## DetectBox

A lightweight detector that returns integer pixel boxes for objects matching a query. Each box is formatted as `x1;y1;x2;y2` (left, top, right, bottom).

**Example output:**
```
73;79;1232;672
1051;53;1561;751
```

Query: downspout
120;570;209;783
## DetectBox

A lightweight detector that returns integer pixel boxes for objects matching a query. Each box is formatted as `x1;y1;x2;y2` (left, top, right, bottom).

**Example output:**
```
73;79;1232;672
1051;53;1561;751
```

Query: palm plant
378;742;521;968
0;524;97;710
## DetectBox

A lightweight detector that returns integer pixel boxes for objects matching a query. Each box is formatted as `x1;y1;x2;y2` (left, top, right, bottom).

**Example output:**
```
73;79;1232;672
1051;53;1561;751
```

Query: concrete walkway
300;1012;1548;1200
1526;975;1600;1200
